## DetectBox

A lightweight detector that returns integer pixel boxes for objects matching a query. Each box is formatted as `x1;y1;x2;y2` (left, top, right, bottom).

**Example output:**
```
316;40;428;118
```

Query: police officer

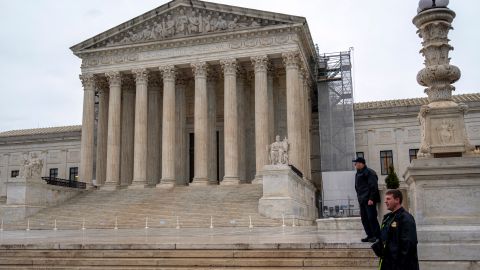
353;157;381;242
373;189;419;270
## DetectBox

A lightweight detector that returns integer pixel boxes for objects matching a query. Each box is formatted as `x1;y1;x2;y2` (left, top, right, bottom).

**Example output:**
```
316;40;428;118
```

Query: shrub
385;166;400;189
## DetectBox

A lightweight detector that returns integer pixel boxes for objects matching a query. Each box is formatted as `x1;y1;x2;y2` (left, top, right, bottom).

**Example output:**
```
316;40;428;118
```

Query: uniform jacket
379;207;419;270
354;166;380;205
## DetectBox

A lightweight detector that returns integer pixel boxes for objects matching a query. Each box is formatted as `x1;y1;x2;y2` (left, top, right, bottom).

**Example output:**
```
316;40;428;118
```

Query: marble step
17;184;293;229
0;249;377;268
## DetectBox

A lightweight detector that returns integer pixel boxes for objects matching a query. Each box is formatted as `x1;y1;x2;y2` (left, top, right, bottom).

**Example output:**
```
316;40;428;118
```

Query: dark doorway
189;133;194;183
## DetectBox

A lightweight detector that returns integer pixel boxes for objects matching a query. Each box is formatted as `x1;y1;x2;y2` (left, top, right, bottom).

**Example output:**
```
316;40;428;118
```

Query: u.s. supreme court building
0;0;479;217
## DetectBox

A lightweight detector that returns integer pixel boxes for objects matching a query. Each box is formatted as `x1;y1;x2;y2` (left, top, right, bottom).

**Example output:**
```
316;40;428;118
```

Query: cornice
77;24;302;58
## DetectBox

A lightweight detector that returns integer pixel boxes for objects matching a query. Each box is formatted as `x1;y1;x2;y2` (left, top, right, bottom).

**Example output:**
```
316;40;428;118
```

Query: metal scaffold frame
316;48;356;172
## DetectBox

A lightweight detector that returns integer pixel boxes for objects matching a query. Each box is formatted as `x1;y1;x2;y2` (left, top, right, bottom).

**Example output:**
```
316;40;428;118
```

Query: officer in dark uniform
353;157;381;242
372;189;419;270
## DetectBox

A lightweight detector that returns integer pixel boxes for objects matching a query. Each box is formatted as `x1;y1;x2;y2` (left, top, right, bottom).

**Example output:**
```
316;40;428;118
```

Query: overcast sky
0;0;478;132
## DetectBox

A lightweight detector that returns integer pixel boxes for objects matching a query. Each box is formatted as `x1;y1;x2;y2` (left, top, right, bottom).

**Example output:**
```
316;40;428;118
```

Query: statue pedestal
417;102;475;158
1;177;84;221
404;156;480;269
258;165;317;223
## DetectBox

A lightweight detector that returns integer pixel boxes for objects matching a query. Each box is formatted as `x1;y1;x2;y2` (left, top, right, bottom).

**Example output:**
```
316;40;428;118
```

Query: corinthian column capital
282;51;300;69
191;62;208;78
79;73;95;90
220;58;238;75
160;65;176;81
132;68;149;85
105;71;122;87
251;55;269;73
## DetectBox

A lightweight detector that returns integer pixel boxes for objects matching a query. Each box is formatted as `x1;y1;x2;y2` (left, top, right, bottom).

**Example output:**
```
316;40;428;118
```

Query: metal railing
41;177;86;189
320;198;359;218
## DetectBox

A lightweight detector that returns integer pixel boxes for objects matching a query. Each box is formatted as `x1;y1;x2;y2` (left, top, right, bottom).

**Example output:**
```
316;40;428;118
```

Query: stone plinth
316;217;362;230
2;177;84;221
404;156;480;268
258;165;317;222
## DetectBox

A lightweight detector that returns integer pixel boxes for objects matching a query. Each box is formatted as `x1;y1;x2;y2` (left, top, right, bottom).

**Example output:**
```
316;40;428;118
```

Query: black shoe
361;237;370;242
368;237;377;243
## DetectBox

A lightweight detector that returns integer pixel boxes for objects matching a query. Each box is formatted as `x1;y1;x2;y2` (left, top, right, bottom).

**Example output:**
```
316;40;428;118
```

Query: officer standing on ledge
352;157;381;242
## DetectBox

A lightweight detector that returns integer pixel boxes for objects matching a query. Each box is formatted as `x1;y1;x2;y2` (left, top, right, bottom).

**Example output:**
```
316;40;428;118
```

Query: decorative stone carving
105;71;122;86
79;74;95;89
268;135;289;165
414;7;459;102
282;51;300;69
160;65;176;81
93;7;286;49
413;5;477;157
220;58;237;75
251;55;269;72
191;62;208;78
132;68;149;84
436;119;454;144
21;153;43;179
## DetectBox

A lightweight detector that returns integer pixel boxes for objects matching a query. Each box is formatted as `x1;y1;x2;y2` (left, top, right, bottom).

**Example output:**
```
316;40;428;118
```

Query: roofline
70;0;307;54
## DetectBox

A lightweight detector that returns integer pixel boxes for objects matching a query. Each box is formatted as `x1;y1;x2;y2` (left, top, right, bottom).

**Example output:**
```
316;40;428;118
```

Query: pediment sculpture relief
98;8;285;48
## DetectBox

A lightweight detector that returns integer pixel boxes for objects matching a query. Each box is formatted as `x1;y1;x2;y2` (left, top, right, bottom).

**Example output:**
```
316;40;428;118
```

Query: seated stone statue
268;135;289;165
22;153;43;179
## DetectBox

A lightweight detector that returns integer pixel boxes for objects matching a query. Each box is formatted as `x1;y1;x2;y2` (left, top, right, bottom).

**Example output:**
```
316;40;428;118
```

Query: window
409;149;419;162
49;168;58;178
11;170;19;178
356;152;364;158
69;167;78;181
380;150;393;175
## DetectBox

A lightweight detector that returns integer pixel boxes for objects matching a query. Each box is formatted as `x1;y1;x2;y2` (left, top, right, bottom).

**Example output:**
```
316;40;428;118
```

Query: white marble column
220;58;240;185
282;52;302;173
104;71;122;190
252;55;270;183
95;80;109;186
175;78;187;185
237;70;247;183
159;65;176;188
303;78;312;180
79;73;96;188
147;76;162;186
120;78;135;187
207;73;218;184
131;68;149;188
298;69;306;175
191;62;209;185
267;67;275;143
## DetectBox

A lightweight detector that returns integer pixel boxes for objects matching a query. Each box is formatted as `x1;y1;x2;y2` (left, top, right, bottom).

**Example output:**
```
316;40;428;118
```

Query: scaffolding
316;48;356;172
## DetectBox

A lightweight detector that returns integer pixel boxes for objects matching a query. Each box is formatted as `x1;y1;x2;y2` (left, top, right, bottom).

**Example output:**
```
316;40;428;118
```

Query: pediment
71;0;305;53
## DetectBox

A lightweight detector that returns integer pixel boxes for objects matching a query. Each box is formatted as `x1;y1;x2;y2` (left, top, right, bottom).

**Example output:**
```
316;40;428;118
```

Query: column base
158;178;176;189
190;177;210;186
252;173;263;185
221;176;240;185
100;182;119;191
128;182;147;189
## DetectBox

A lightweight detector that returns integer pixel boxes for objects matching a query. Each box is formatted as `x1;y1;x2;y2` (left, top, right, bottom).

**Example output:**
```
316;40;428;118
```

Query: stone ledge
316;217;362;231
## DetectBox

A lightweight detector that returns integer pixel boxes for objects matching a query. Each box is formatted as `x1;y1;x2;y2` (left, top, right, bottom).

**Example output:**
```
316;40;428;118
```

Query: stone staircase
3;184;295;230
0;247;377;269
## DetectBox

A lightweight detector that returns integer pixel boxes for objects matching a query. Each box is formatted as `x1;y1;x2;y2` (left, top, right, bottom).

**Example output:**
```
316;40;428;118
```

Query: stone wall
354;99;480;185
0;128;81;198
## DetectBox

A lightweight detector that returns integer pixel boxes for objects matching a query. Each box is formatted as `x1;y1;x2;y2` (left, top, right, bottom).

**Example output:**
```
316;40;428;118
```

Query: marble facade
72;0;316;189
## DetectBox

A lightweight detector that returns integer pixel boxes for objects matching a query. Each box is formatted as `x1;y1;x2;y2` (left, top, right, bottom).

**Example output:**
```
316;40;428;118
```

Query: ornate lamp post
413;0;476;158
